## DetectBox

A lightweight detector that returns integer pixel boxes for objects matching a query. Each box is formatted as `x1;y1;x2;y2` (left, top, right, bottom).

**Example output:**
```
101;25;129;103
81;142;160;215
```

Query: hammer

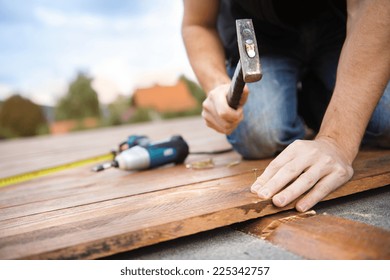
227;19;262;109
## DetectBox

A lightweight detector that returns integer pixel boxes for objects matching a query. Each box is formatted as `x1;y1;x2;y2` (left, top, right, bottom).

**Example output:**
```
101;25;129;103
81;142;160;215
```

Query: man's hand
251;137;354;212
202;84;249;134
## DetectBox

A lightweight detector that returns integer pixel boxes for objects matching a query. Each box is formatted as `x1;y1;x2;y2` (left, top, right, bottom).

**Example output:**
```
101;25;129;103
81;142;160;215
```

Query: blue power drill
118;135;150;152
92;135;189;172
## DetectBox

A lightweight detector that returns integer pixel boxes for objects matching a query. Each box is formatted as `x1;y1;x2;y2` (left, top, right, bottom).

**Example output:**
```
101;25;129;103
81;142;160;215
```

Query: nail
251;182;262;192
258;189;269;199
252;168;259;180
275;195;286;206
297;203;308;212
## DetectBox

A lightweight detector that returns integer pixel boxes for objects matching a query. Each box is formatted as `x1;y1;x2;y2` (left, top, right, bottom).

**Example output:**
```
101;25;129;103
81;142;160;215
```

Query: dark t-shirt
218;0;346;64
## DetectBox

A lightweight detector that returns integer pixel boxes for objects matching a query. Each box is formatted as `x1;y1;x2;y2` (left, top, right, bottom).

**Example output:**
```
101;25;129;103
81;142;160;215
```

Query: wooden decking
0;117;389;259
237;211;390;259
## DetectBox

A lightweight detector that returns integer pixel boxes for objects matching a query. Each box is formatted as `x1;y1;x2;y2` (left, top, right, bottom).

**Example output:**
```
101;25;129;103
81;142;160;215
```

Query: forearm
181;0;230;93
182;26;230;93
317;0;390;162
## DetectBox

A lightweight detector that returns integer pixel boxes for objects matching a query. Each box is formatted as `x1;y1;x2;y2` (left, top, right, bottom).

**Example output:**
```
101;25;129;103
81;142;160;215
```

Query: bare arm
252;0;390;212
182;0;229;92
182;0;248;134
318;0;390;161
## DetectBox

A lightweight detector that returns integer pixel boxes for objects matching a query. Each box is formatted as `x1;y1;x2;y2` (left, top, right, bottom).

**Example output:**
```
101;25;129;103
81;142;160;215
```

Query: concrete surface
105;186;390;260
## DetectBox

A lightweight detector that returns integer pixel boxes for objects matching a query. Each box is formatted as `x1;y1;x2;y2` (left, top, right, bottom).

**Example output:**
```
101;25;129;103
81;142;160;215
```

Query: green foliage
55;73;101;121
36;124;50;135
70;120;94;132
0;94;48;138
127;107;154;124
180;75;206;105
160;107;202;120
106;95;132;126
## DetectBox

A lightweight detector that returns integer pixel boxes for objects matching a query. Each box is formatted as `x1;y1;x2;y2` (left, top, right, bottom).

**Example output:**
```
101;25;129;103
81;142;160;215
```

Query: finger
252;140;319;195
204;94;240;126
295;173;348;212
201;106;223;132
251;157;292;194
255;159;310;199
202;98;229;127
235;107;245;123
214;90;244;123
251;146;300;194
202;106;237;134
239;85;250;106
272;165;325;207
202;109;227;134
216;104;242;124
208;99;243;133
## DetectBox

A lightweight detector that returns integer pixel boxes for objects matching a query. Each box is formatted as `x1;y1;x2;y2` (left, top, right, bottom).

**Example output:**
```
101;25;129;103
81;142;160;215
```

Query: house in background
50;117;98;135
50;79;199;134
132;80;198;113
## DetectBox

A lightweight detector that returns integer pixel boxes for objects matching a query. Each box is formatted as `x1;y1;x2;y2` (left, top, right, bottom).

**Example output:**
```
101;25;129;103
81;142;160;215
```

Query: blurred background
0;0;205;139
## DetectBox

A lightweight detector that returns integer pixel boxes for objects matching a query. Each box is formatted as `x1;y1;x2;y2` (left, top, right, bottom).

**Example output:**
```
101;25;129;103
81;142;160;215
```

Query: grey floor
104;186;390;260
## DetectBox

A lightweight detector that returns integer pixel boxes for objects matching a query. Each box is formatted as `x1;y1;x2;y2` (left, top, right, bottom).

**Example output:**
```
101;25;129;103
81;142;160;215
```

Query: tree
106;94;132;126
0;94;47;138
55;73;101;121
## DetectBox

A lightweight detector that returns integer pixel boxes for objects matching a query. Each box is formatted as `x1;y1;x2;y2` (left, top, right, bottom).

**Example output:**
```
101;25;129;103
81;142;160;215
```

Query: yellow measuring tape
0;153;113;188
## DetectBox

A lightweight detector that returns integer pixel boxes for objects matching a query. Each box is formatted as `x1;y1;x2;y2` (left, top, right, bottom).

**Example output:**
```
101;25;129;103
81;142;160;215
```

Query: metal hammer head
236;19;262;83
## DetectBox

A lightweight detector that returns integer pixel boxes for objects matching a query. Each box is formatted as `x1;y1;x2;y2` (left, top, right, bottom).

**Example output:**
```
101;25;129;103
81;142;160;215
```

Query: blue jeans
227;15;390;159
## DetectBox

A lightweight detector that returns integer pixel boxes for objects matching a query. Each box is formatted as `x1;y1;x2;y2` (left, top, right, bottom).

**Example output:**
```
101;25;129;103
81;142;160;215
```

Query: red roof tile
133;80;197;112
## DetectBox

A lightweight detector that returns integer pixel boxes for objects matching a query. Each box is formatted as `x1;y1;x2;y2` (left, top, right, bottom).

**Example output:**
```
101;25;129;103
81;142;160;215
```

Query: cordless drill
92;135;189;172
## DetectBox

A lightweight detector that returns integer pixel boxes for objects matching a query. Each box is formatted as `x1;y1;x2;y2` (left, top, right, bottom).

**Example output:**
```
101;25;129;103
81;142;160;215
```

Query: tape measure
0;153;114;188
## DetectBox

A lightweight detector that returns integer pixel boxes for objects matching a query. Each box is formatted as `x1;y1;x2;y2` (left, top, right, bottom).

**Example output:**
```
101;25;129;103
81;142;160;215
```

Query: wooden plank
0;152;247;219
0;117;229;178
1;149;388;220
236;210;317;239
0;165;389;259
238;211;390;259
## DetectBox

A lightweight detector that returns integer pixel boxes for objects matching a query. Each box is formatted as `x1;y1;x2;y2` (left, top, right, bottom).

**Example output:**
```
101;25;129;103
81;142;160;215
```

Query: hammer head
236;19;262;83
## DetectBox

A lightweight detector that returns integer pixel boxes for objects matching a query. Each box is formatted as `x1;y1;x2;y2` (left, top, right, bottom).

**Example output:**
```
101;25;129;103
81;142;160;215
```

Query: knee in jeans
249;126;285;158
229;121;300;159
365;91;390;148
365;125;390;149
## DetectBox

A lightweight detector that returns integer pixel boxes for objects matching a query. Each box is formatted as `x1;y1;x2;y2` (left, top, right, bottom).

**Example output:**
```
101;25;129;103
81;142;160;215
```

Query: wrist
315;134;359;165
204;76;231;94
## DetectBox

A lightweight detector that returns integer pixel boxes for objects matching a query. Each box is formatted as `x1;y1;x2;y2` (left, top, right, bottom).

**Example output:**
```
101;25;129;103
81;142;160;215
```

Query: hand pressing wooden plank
238;211;390;259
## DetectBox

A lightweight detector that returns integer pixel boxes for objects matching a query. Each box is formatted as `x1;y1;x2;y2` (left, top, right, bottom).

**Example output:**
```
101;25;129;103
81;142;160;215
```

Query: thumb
239;85;250;107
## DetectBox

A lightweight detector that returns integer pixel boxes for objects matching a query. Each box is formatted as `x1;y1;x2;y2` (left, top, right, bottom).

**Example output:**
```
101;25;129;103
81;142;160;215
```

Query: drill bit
91;161;118;172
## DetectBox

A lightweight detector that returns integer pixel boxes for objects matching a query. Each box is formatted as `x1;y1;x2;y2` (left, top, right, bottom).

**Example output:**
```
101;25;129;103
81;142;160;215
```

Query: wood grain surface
238;211;390;259
0;117;389;259
0;117;230;178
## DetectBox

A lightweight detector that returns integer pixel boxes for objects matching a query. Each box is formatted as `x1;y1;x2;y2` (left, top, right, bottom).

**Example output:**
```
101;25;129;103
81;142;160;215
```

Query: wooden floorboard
0;117;230;178
0;117;389;259
238;211;390;259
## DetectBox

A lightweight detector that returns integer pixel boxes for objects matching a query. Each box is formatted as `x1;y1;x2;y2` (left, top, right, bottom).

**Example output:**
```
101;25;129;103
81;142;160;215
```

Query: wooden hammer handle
227;60;245;110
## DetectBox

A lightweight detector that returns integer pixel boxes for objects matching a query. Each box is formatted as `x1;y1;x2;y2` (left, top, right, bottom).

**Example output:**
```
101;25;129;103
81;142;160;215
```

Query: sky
0;0;195;105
